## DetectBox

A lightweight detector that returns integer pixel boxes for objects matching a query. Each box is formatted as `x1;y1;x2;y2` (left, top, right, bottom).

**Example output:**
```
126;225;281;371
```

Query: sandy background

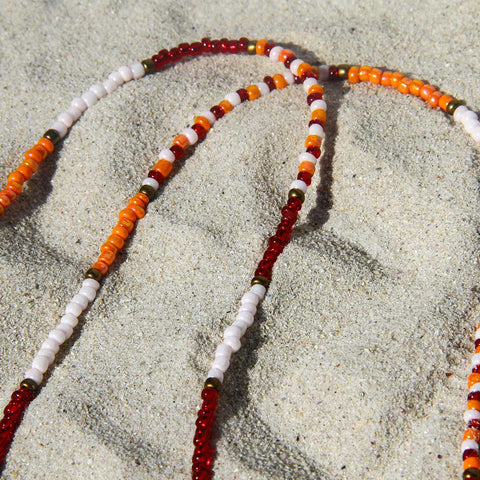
0;0;480;479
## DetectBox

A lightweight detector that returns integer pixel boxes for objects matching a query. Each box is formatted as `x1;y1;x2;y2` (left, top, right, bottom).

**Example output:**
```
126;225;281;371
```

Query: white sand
1;1;480;478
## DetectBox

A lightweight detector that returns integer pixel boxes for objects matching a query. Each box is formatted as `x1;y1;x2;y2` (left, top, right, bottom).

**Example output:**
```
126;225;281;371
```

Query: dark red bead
469;419;480;429
236;88;249;102
476;338;480;349
306;145;321;158
468;391;480;401
148;170;165;184
210;40;221;53
168;47;181;63
3;401;24;421
210;105;225;120
297;171;312;186
201;387;218;403
193;471;213;480
269;236;286;250
473;365;480;374
201;37;211;53
309;119;325;129
276;227;292;244
170;145;184;160
153;49;169;69
294;75;303;84
464;449;480;460
254;266;272;280
263;76;276;91
307;93;323;105
303;70;318;80
189;42;203;56
228;40;240;54
281;206;298;221
284;55;296;68
287;196;303;211
11;388;33;403
0;418;16;433
238;37;249;52
264;43;275;56
179;43;190;56
262;250;278;264
219;38;229;53
192;123;207;141
328;65;339;80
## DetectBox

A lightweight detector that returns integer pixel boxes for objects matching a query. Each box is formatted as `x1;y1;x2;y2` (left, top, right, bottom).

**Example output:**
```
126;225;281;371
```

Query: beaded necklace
0;37;479;480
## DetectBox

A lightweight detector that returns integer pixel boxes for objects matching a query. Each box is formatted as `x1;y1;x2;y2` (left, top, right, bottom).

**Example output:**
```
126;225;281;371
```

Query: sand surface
1;1;480;478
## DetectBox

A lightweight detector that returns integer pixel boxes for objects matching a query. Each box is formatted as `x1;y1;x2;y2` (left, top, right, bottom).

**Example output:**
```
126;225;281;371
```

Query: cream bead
81;90;98;108
103;78;119;94
90;83;107;99
269;46;283;62
130;61;146;79
159;148;176;163
290;179;308;193
256;82;270;96
50;121;68;139
24;368;43;385
142;177;160;191
225;92;242;107
71;97;88;112
250;284;266;300
289;59;303;76
207;368;224;383
118;65;134;82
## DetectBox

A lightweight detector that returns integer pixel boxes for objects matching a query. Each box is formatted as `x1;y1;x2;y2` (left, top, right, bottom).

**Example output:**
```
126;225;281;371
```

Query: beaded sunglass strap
1;37;479;479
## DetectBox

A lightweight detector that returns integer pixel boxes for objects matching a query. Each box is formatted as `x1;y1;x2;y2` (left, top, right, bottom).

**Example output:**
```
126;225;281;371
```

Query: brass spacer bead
251;275;270;288
463;468;480;480
337;64;350;80
288;188;305;203
20;378;38;391
446;97;465;115
247;40;257;55
85;267;103;282
141;58;156;75
204;377;221;391
139;184;156;201
43;129;61;145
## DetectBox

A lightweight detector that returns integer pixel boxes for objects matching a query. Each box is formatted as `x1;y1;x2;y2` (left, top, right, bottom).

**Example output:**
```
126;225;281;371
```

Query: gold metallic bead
85;267;103;282
43;129;61;145
20;378;38;391
288;188;305;203
141;58;156;75
446;98;465;115
251;275;270;288
139;184;156;201
337;64;350;80
247;41;257;55
204;377;221;391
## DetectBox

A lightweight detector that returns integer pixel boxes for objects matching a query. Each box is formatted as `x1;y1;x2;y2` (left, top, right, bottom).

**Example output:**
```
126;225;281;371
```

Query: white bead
159;148;175;163
462;439;479;452
283;71;295;85
241;291;259;306
56;322;74;339
50;121;68;139
103;78;119;94
49;327;66;344
182;127;198;146
471;125;480;143
57;112;74;128
318;65;329;81
71;97;88;112
215;343;233;358
475;329;480;341
37;348;55;363
224;325;243;339
236;310;255;327
308;124;325;139
453;105;469;123
310;99;327;112
72;293;89;310
289;59;304;76
81;90;98;108
65;301;82;317
472;354;480;366
25;367;43;385
207;368;224;383
108;71;124;85
471;383;480;393
118;65;134;82
66;105;82;122
90;83;107;99
61;313;79;328
464;117;480;135
290;179;308;193
41;338;60;354
462;110;478;123
32;354;51;373
256;82;270;96
212;356;230;372
238;304;256;315
130;61;145;79
225;92;241;107
232;319;249;335
464;409;480;423
142;177;160;191
303;78;318;92
82;278;100;290
79;286;96;302
269;46;283;62
299;152;318;165
223;335;241;352
250;284;266;300
199;110;216;126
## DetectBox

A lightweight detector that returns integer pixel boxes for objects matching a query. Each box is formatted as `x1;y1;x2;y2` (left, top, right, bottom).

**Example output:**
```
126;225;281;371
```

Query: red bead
189;42;203;56
469;392;480;401
297;171;312;186
264;42;275;56
191;123;207;140
307;92;323;105
219;38;229;53
281;205;298;221
476;338;480;349
153;49;169;69
473;365;480;374
210;105;225;119
210;40;221;53
11;388;34;403
148;169;164;184
238;37;249;52
254;265;272;280
228;40;239;54
263;76;276;91
306;145;321;158
168;47;181;63
236;88;249;102
328;65;339;80
470;419;480;429
303;70;318;80
287;197;303;211
201;37;211;53
269;235;286;250
464;449;480;460
170;145;184;160
284;55;296;68
179;43;190;56
3;401;24;421
201;387;218;403
294;75;303;84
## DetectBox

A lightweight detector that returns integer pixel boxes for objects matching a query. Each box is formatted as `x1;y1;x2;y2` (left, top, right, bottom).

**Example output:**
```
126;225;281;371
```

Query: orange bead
153;159;173;178
119;218;135;233
368;68;383;85
2;188;16;201
476;345;480;354
0;192;11;207
119;208;137;223
135;192;150;205
25;145;47;163
463;428;480;442
107;234;125;250
173;134;190;149
297;62;312;78
255;39;267;56
358;65;372;82
419;84;436;101
390;72;404;89
98;250;116;266
380;71;392;86
467;400;480;411
37;137;54;154
428;90;443;108
218;100;233;113
6;181;22;195
468;373;480;388
0;203;4;216
311;109;327;125
464;457;480;470
127;202;146;219
17;164;33;181
92;261;109;276
22;158;39;173
409;79;424;96
8;171;25;184
273;74;287;90
112;224;130;240
397;77;412;94
308;84;324;96
439;94;453;111
100;242;117;254
279;49;294;62
246;84;261;100
305;135;322;149
194;116;211;131
299;161;316;176
128;196;146;209
348;66;360;84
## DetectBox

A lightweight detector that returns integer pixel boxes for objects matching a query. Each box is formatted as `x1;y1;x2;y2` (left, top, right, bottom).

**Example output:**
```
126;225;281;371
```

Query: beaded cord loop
0;37;479;479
